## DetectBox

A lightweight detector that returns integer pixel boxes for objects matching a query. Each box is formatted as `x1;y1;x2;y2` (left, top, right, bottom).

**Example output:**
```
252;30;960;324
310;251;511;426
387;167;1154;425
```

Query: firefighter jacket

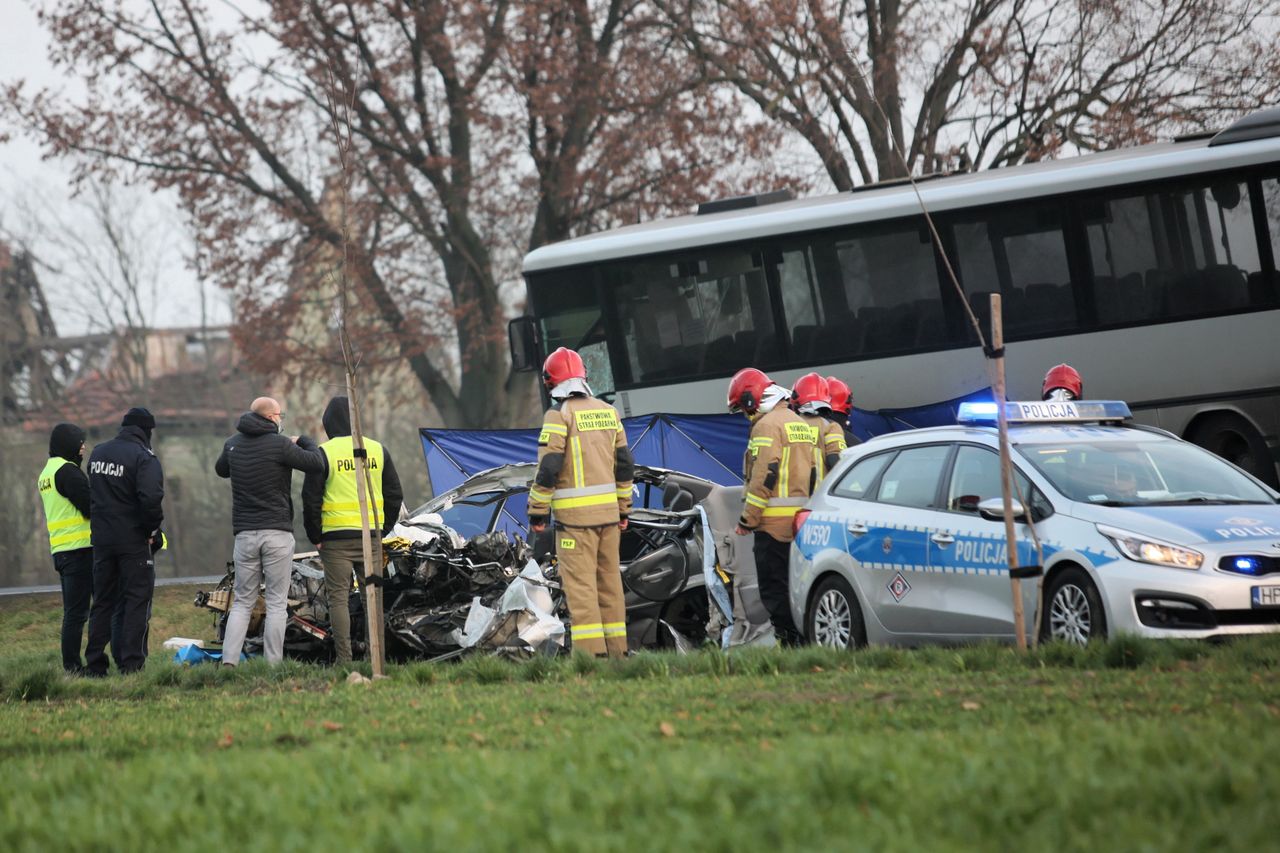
740;406;817;542
821;417;847;472
529;395;634;527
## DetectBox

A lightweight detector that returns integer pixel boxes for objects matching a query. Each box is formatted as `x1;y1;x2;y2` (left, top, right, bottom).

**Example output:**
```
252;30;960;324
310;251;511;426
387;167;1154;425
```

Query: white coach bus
510;108;1280;485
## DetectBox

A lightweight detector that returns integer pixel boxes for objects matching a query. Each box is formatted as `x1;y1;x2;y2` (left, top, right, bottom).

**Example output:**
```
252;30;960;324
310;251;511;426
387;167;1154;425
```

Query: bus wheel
1188;413;1279;488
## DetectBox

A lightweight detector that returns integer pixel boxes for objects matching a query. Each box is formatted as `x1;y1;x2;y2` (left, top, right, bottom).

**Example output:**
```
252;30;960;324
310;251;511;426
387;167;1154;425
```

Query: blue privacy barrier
419;388;995;496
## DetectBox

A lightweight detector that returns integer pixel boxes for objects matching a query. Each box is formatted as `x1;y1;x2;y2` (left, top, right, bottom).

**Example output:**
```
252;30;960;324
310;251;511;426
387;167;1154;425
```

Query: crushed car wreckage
195;464;774;662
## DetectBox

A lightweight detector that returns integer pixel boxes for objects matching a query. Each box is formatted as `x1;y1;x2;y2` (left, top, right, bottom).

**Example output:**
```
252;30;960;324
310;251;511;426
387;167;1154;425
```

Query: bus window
805;220;945;359
1086;177;1262;325
608;246;779;384
529;266;618;393
952;202;1074;339
1261;178;1280;302
776;247;822;363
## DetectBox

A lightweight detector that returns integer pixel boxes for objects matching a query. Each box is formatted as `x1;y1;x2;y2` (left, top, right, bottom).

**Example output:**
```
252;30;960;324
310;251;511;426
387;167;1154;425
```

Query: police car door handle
847;523;868;537
930;532;955;547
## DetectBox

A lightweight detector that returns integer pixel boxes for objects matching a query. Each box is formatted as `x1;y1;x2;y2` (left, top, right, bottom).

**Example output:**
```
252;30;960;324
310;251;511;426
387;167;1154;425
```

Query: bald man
215;396;325;664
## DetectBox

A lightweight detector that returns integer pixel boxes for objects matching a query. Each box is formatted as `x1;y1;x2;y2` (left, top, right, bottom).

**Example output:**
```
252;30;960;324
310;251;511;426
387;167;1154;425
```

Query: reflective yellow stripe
780;447;791;496
49;528;92;548
615;486;632;497
571;436;584;489
572;623;604;639
551;492;618;510
824;433;844;446
762;505;803;517
815;453;825;482
541;423;568;435
603;622;627;637
47;517;90;531
529;486;553;501
744;492;768;508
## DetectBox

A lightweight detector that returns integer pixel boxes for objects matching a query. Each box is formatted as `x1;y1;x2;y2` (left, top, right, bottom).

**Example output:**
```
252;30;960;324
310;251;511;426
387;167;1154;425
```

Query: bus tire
1187;413;1278;488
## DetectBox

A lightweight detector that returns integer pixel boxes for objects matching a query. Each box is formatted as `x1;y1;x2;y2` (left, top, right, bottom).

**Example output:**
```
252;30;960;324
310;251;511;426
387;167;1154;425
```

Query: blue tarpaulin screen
420;388;994;496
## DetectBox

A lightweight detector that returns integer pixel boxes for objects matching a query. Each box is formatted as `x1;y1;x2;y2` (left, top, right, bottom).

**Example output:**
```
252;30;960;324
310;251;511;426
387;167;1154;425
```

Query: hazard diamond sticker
887;572;912;602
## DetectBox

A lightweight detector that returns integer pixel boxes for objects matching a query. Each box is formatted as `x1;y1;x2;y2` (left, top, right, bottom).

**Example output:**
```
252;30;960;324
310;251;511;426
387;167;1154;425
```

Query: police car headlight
1097;525;1203;570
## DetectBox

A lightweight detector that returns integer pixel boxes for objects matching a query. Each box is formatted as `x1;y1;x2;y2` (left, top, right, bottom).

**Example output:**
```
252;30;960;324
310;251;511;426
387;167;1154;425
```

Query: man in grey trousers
215;397;326;664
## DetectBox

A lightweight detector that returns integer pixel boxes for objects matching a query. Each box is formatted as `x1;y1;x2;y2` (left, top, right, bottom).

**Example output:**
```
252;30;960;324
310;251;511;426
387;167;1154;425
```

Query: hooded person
215;397;326;666
38;422;95;672
83;407;165;676
302;396;404;665
728;368;817;647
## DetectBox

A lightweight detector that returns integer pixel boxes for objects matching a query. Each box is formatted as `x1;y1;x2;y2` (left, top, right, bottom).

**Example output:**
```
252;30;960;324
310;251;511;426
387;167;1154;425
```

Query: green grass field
2;586;1279;851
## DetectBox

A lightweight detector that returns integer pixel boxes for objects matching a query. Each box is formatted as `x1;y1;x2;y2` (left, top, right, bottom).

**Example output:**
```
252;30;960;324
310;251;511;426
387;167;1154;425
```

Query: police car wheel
1042;567;1107;646
806;575;866;650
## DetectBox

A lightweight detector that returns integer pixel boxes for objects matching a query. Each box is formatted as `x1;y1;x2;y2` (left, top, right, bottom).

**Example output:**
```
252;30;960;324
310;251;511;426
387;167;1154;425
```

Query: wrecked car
195;463;773;661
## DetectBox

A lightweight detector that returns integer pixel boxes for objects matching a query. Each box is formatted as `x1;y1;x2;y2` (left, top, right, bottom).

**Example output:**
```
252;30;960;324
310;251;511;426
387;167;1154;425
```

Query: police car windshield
1017;439;1276;506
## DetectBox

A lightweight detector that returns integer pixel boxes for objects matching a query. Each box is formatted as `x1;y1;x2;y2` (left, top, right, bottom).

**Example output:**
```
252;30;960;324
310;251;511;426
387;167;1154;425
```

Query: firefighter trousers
557;523;627;657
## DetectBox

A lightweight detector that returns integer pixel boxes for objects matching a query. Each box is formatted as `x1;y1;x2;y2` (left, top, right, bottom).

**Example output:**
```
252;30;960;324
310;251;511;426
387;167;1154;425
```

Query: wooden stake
346;374;385;676
990;294;1028;651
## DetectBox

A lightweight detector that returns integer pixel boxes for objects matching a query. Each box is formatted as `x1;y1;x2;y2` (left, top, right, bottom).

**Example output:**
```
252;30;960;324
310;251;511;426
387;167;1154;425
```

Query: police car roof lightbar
956;400;1133;425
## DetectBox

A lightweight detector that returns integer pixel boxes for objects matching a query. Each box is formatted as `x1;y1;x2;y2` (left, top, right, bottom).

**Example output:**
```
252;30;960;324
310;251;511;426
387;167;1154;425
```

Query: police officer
527;347;634;658
1042;364;1083;401
84;407;164;676
302;396;403;665
791;372;843;480
825;377;861;448
729;367;817;647
38;422;93;673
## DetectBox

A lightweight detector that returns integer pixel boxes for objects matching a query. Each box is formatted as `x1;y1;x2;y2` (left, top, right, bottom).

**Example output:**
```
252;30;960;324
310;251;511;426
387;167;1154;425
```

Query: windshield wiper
1146;497;1261;506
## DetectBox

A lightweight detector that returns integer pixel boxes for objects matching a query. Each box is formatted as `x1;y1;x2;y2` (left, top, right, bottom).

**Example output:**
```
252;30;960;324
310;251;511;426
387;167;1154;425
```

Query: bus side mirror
508;317;539;372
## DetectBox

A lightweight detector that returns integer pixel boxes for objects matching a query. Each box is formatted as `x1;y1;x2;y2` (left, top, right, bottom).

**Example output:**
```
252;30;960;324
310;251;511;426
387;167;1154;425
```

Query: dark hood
237;411;279;437
49;422;86;463
323;396;351;439
116;424;153;449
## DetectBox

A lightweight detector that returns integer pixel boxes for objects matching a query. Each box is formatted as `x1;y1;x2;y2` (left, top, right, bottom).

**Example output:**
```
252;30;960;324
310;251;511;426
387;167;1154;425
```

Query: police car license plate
1251;586;1280;608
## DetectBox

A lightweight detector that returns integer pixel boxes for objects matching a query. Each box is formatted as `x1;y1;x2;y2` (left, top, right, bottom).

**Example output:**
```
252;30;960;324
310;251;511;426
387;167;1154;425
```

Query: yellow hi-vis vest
320;436;385;533
38;457;91;554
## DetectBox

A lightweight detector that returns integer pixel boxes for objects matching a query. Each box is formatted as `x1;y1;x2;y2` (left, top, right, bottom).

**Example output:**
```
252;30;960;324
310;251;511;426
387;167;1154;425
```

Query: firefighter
38;422;94;673
729;367;816;647
825;376;861;448
1042;364;1083;402
792;372;843;479
528;347;634;658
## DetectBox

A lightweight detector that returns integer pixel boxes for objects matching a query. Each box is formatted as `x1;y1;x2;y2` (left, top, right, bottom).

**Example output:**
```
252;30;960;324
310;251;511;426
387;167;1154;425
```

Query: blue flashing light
957;402;999;422
955;400;1133;425
1233;557;1260;575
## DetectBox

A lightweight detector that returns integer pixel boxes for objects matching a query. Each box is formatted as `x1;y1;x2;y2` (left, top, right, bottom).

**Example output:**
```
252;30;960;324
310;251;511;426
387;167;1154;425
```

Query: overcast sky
0;1;228;336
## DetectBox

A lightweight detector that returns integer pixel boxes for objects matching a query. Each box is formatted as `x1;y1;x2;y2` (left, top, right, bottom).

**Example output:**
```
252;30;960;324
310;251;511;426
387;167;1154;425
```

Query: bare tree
4;1;786;427
657;0;1280;188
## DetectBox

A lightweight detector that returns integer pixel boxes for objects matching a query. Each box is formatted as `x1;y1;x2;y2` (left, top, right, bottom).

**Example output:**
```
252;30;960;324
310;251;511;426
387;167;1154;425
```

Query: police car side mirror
977;497;1028;523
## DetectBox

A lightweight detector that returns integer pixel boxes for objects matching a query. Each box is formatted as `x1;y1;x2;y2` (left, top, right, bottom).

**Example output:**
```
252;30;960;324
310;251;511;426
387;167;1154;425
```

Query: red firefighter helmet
542;347;586;389
727;367;772;414
826;377;854;415
792;372;830;408
1042;364;1083;401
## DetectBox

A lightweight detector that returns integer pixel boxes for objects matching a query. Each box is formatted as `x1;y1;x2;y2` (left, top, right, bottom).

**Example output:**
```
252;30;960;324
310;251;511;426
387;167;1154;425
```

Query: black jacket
302;396;404;544
215;412;326;534
88;425;164;548
50;423;90;519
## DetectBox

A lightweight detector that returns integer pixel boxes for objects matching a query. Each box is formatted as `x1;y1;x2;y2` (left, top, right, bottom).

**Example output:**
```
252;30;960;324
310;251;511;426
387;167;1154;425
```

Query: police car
790;400;1280;647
